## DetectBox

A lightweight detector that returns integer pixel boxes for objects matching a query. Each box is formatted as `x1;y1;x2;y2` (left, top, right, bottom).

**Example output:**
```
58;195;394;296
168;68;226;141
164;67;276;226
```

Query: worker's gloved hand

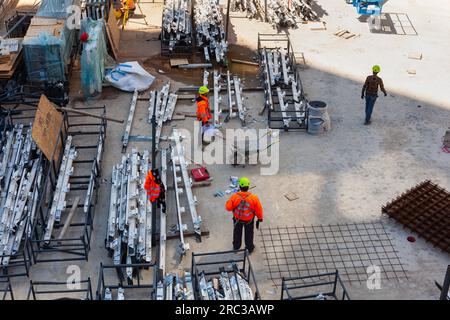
384;92;387;97
361;94;365;99
256;219;263;229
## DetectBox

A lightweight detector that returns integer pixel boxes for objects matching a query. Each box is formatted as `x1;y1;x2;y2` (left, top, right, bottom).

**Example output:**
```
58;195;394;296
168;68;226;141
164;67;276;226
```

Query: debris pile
162;0;193;54
194;0;228;64
0;125;43;266
106;149;153;273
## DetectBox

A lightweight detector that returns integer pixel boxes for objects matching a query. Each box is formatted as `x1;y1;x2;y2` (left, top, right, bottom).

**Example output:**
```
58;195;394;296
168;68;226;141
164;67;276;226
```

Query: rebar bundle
106;149;153;278
194;0;228;63
0;124;43;267
162;0;193;52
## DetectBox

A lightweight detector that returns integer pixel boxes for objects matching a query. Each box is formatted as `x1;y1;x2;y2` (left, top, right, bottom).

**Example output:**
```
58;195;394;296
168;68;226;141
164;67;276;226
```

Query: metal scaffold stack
106;149;153;280
0;124;42;274
148;83;178;149
258;33;308;130
194;0;228;64
43;136;77;244
231;0;319;28
161;0;193;56
155;272;195;300
170;129;201;253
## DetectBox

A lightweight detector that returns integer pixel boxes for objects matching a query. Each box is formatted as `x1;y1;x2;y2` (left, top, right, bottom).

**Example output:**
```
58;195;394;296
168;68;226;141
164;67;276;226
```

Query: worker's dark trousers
233;218;255;252
365;94;378;123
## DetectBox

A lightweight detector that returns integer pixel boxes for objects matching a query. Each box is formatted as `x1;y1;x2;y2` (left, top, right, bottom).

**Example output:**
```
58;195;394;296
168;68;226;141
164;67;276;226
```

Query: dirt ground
5;0;450;299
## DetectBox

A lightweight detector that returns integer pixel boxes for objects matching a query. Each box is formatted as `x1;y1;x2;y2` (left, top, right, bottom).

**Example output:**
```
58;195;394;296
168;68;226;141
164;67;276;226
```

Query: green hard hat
198;86;209;94
239;177;250;188
372;65;381;73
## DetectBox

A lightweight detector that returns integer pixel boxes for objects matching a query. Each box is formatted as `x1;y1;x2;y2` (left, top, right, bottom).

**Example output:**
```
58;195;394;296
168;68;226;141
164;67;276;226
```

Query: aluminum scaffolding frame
158;148;168;278
191;249;261;300
106;149;153;274
122;89;139;153
281;270;350;300
30;107;106;263
27;278;93;300
161;0;194;56
258;33;308;131
96;262;157;300
170;129;202;241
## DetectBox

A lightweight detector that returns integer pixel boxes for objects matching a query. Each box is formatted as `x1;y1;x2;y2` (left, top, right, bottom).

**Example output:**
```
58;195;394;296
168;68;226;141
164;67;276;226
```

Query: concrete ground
5;0;450;299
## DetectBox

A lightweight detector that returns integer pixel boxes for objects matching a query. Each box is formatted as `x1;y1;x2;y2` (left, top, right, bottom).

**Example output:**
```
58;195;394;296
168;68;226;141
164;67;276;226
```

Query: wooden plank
408;52;422;60
334;29;347;36
32;95;64;162
170;58;189;67
106;4;121;60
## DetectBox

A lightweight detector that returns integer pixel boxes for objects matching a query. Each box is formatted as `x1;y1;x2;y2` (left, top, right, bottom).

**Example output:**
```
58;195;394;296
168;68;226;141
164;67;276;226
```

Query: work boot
246;246;255;254
364;120;372;125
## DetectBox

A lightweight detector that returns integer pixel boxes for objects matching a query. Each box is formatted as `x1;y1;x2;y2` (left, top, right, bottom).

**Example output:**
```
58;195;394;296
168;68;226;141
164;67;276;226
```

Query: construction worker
361;65;387;125
225;177;263;253
144;169;161;203
196;86;212;127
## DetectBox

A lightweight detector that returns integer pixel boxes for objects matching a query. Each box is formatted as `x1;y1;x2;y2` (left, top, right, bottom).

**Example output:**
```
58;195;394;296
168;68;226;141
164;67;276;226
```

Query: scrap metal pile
106;149;153;274
194;0;228;64
197;264;254;300
0;125;43;266
156;272;195;300
232;0;319;28
162;0;193;53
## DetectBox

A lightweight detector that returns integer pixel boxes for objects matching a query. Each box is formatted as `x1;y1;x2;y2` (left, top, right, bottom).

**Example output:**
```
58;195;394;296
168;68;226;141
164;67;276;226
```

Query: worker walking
196;86;212;127
225;177;263;253
361;65;387;125
144;169;162;205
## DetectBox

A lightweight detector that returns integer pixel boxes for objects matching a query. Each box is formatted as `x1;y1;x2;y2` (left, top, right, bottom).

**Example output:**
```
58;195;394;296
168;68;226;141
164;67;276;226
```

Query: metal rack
161;0;194;56
191;249;261;300
29;107;106;263
1;277;13;300
27;278;93;300
96;263;157;300
258;33;308;131
281;270;350;300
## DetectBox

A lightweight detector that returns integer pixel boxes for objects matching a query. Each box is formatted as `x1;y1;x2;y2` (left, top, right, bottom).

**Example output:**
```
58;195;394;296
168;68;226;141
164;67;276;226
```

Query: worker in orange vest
196;86;212;126
144;169;161;203
225;177;263;253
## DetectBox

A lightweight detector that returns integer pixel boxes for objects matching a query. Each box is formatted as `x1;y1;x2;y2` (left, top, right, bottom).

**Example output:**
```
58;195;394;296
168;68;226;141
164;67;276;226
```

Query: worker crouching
225;177;263;254
144;169;166;213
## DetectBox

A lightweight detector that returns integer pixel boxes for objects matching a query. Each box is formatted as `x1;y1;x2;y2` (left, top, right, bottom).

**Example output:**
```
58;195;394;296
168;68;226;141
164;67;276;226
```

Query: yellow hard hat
239;177;250;188
372;65;381;73
198;86;209;95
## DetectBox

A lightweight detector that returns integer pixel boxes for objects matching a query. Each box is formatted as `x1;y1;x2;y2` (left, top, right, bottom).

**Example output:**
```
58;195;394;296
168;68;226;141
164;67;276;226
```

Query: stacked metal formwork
27;278;93;300
155;271;195;300
161;0;193;56
191;249;260;300
96;263;157;300
194;0;228;64
82;0;111;20
265;0;319;28
106;149;153;278
30;107;106;263
0;124;42;278
281;271;350;300
231;0;259;19
170;129;202;256
147;83;178;149
258;33;308;130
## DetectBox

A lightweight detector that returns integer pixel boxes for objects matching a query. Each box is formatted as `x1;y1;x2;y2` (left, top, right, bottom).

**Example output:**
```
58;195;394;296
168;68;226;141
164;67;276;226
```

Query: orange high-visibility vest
144;171;160;202
196;95;212;124
225;192;263;222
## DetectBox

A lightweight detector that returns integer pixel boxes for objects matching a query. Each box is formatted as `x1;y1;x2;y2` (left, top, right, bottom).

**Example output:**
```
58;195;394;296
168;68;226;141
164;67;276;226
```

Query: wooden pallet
334;29;360;39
